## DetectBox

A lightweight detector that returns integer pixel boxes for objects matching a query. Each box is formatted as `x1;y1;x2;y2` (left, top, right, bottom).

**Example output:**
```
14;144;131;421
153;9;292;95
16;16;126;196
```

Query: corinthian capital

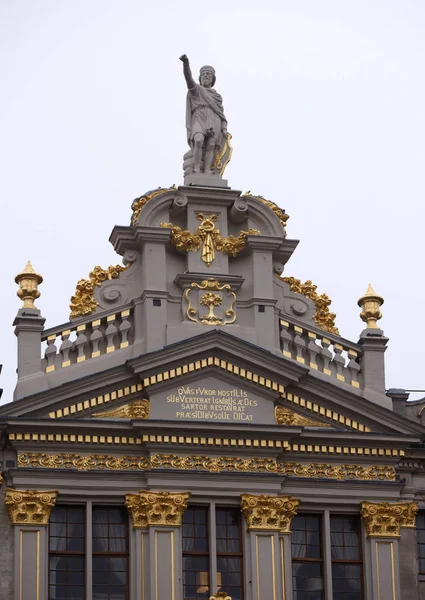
5;488;58;525
360;501;418;537
240;494;300;533
125;490;190;528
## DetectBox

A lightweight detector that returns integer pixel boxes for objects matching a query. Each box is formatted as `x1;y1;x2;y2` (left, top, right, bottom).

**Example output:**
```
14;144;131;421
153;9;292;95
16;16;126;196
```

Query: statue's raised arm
179;54;196;91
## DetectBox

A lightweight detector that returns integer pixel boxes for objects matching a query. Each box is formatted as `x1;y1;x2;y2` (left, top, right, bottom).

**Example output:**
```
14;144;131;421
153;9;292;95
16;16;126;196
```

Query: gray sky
1;0;424;405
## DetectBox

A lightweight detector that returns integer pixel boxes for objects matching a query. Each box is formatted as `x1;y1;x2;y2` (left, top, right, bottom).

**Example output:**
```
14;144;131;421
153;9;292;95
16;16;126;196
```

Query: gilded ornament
275;406;331;427
0;473;3;485
210;593;232;600
185;279;236;326
360;501;418;538
242;192;289;230
92;399;150;419
18;452;396;482
125;490;190;528
161;213;259;266
212;133;233;175
282;276;339;334
5;488;57;525
69;263;129;319
358;284;384;329
15;261;43;309
240;494;299;533
131;186;177;226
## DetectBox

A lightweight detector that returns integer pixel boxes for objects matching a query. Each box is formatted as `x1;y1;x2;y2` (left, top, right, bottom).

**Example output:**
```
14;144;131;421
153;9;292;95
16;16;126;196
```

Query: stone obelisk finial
15;261;43;309
358;284;384;329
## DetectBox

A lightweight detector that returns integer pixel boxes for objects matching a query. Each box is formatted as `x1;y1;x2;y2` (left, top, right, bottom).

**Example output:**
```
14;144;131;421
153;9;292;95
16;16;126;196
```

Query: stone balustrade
279;319;362;388
41;308;133;373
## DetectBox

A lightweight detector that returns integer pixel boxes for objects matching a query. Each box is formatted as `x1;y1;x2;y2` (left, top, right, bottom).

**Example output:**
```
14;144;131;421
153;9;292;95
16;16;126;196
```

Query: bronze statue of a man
180;54;228;176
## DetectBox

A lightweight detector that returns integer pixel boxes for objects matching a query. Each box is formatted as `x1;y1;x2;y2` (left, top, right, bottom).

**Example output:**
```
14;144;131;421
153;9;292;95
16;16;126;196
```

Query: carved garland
242;192;289;230
240;494;300;533
69;263;130;319
282;276;339;335
125;491;190;528
5;489;57;525
131;185;176;226
17;453;397;482
360;501;418;538
160;213;259;267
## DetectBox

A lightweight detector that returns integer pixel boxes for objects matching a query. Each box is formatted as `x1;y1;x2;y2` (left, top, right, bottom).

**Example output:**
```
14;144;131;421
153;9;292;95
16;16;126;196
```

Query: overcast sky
1;1;424;405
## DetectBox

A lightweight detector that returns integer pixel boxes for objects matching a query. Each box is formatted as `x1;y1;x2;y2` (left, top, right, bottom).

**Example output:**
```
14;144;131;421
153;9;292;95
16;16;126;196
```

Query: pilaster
5;489;57;600
240;494;300;600
13;309;47;399
125;490;190;600
358;330;389;394
360;501;418;600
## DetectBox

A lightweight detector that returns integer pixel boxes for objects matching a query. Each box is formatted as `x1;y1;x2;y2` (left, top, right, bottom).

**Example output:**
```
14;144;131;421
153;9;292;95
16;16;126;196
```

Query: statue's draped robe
186;84;226;149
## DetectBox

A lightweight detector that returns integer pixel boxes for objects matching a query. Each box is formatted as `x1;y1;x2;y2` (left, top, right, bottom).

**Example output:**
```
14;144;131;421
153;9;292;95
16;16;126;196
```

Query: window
417;512;425;574
292;514;324;600
49;506;85;600
182;506;244;600
330;516;363;600
49;505;129;600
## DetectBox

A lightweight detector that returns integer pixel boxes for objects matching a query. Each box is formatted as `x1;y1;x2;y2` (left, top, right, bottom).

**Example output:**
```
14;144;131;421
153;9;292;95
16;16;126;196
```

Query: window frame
329;514;364;600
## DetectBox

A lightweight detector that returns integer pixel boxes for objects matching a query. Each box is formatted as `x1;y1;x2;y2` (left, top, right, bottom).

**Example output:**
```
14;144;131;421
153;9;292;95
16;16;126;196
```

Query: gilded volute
125;490;190;528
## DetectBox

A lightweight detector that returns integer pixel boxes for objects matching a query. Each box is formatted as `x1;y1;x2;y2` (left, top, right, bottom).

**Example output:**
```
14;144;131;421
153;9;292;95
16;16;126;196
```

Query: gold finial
15;261;43;309
358;283;384;329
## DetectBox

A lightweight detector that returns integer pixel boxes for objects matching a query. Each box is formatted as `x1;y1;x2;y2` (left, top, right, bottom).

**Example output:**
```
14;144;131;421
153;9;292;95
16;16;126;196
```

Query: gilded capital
360;501;418;538
358;284;384;329
240;494;300;533
125;490;190;528
15;261;43;309
209;593;232;600
5;488;57;525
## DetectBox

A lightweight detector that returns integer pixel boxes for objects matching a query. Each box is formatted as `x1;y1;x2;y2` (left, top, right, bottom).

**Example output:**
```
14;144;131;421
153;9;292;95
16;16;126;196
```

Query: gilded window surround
125;490;190;528
5;488;58;525
240;494;300;533
17;452;396;481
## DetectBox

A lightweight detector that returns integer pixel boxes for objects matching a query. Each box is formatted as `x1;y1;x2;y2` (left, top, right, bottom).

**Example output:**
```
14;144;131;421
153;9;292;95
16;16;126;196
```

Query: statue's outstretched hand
179;54;189;63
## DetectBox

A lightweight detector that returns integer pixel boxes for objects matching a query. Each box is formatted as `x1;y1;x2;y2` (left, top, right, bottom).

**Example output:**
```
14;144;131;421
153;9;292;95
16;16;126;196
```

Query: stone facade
1;178;425;600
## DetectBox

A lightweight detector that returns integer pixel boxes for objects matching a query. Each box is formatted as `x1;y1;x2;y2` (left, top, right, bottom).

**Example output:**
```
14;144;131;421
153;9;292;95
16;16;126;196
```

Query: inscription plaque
149;377;274;424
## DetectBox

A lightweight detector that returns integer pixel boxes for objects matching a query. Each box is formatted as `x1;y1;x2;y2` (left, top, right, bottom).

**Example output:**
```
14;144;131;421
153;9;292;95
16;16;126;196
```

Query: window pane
292;514;324;599
216;509;243;599
417;512;425;574
183;507;210;600
330;516;363;599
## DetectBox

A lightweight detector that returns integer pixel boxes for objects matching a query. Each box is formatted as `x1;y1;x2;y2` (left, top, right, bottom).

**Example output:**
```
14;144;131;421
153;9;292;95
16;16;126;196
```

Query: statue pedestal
184;173;229;188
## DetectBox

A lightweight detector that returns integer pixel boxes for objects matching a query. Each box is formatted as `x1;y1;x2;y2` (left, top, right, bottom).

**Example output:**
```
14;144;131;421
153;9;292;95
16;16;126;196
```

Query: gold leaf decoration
18;452;396;482
131;186;176;226
69;263;129;319
360;501;418;538
5;488;57;525
161;213;259;266
282;276;339;334
240;494;299;533
92;399;150;419
125;491;190;528
242;192;289;230
275;406;331;427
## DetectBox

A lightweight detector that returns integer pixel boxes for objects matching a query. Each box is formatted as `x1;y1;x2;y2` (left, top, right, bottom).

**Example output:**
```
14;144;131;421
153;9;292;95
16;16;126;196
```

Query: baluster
119;309;131;349
75;324;88;363
318;338;333;376
105;314;118;353
280;320;292;358
293;326;306;364
59;329;72;368
332;343;346;382
306;332;320;370
347;349;361;388
45;334;57;373
90;319;102;358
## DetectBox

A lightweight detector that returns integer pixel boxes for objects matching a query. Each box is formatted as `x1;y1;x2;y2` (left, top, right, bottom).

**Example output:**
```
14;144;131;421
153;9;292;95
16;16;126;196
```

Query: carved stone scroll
5;488;58;525
125;491;190;528
240;494;299;533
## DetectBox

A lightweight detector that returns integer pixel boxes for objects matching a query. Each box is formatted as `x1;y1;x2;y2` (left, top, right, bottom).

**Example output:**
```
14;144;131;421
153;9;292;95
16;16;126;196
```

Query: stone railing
279;319;362;388
41;308;133;373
